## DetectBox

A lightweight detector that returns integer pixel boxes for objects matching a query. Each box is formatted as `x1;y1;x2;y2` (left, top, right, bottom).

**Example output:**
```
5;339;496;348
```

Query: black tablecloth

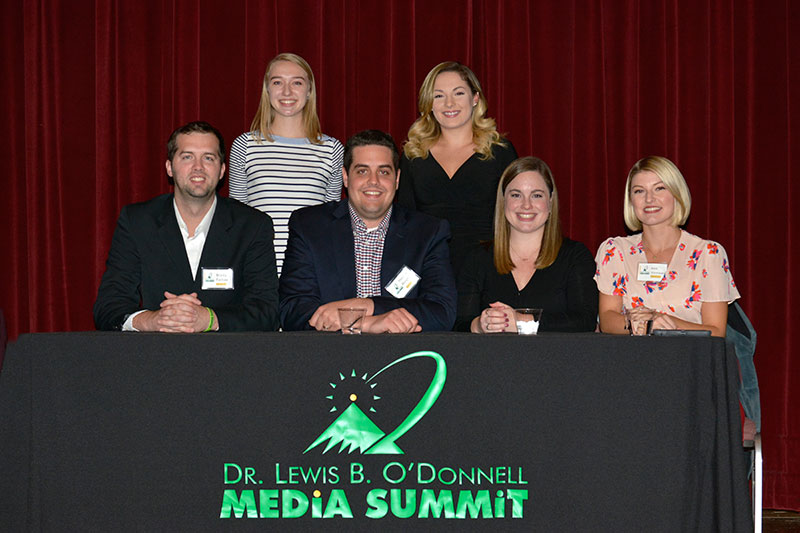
0;332;752;531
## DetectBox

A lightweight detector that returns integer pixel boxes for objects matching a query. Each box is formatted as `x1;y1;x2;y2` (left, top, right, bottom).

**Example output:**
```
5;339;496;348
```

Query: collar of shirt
347;203;392;236
173;196;217;279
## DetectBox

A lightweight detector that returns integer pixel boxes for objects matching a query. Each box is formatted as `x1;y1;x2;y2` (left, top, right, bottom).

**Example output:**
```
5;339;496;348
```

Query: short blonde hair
403;62;506;160
623;156;692;231
249;53;322;144
493;157;563;273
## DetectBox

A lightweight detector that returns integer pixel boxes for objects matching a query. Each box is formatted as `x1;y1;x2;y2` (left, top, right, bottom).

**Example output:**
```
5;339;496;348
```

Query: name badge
201;267;234;290
637;262;667;282
385;265;421;299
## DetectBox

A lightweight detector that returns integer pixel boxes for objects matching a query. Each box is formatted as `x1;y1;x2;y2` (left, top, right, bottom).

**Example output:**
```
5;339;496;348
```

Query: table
0;332;752;531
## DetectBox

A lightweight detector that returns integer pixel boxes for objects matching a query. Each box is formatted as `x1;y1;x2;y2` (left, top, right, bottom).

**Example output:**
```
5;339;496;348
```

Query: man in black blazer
279;130;456;333
94;121;279;332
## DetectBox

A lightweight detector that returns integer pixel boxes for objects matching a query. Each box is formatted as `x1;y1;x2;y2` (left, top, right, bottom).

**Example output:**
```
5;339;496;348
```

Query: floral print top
594;230;740;324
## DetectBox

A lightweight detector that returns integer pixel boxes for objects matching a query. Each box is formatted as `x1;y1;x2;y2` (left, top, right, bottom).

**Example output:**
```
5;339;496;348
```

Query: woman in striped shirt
229;53;343;275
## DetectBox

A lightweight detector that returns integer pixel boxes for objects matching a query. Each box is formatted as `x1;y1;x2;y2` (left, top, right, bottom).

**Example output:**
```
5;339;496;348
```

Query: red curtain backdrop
1;0;797;510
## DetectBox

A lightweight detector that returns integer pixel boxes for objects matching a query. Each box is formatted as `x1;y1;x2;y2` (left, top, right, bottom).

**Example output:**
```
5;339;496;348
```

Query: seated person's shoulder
289;200;342;225
682;230;718;249
595;234;638;255
223;195;263;215
220;196;275;228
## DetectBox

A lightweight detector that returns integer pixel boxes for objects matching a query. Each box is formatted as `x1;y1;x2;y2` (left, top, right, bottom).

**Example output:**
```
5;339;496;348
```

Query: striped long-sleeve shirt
228;133;344;275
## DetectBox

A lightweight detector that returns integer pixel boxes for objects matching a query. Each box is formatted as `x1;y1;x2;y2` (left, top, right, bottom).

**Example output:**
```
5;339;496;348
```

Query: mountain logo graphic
304;351;446;455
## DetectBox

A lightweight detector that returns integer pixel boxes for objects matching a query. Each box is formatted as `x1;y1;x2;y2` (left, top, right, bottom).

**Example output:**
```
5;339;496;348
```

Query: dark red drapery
1;0;797;510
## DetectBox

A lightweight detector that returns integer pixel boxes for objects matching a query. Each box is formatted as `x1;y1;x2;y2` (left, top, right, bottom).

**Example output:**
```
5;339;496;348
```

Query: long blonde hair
403;62;506;160
493;157;563;274
249;53;323;144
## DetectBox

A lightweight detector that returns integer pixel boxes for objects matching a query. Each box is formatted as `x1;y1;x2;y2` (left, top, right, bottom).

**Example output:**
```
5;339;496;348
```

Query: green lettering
417;462;436;483
275;463;286;484
438;467;457;485
259;490;279;518
224;463;242;484
311;494;323;518
323;489;353;518
390;489;416;518
300;467;320;484
456;490;492;518
458;467;475;485
350;463;364;484
219;489;257;518
494;490;505;518
418;489;455;518
507;489;529;518
365;489;388;519
282;489;308;518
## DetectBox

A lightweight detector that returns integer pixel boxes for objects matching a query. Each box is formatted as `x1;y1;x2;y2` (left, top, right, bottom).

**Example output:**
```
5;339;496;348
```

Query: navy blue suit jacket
94;194;279;331
279;200;457;331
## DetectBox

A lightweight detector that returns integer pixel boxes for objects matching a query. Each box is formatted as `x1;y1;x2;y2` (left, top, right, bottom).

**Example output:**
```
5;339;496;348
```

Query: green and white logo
304;351;446;455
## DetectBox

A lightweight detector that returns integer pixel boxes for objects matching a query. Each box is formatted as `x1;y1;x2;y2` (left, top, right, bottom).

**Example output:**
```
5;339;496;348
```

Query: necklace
511;246;538;263
643;232;680;264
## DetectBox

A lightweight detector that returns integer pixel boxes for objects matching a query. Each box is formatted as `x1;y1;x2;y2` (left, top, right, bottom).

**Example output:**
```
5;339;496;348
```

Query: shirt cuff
122;310;147;331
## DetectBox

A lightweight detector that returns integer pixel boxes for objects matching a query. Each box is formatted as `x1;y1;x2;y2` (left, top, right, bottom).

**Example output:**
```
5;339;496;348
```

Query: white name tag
637;262;667;282
201;267;234;290
385;265;420;299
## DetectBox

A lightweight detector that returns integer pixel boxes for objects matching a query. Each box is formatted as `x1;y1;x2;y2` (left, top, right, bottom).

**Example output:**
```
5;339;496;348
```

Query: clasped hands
133;291;216;333
309;298;421;333
472;301;514;333
624;306;678;331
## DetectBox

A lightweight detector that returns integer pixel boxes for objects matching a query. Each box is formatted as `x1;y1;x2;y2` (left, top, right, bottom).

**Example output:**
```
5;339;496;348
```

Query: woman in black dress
455;157;598;333
398;62;517;275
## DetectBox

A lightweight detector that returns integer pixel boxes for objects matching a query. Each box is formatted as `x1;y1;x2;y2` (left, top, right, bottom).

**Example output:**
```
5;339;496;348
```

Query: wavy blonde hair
403;62;505;160
623;156;692;231
493;157;563;274
249;53;322;144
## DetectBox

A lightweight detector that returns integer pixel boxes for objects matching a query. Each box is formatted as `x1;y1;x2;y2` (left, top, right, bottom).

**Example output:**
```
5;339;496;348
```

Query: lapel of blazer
155;194;194;283
380;205;408;292
330;200;358;298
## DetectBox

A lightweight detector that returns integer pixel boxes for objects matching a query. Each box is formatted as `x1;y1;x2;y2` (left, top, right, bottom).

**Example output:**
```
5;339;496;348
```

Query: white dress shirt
122;197;217;331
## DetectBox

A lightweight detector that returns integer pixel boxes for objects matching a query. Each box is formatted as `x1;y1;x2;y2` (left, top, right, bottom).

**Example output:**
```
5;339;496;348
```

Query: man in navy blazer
94;121;279;332
280;130;456;333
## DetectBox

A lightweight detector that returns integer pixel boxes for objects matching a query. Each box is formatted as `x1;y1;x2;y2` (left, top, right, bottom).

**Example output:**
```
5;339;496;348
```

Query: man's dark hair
166;121;226;163
343;129;400;172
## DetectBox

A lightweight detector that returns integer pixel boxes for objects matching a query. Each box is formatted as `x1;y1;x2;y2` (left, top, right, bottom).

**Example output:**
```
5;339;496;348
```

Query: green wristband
204;307;215;332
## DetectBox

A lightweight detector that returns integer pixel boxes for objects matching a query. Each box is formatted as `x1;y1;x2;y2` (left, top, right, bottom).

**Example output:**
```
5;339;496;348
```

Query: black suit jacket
279;200;457;331
94;194;279;331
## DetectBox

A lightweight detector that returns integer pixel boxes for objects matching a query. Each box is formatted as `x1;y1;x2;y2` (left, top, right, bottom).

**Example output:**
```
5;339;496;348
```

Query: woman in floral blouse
594;156;739;337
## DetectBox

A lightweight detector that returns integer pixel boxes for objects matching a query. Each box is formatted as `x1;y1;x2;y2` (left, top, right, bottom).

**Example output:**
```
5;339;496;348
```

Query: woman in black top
398;61;517;275
455;157;598;333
